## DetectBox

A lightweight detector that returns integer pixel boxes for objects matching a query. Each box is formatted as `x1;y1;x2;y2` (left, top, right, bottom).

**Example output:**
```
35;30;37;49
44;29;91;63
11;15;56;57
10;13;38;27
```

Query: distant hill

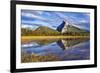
65;25;89;33
21;25;89;36
21;26;61;36
35;26;59;33
60;25;89;36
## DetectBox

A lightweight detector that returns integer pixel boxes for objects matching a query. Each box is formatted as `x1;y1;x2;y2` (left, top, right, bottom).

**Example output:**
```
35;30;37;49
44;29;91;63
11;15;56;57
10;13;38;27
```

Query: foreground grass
21;53;60;63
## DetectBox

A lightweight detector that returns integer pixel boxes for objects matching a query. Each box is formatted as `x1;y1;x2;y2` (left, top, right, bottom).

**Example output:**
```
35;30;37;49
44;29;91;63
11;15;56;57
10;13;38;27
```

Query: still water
21;38;90;63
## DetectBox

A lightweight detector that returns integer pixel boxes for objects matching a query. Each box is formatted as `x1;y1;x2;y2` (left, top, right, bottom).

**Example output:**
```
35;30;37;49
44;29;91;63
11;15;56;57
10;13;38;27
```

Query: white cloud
84;13;90;17
24;10;44;15
55;12;77;24
21;12;48;21
21;24;39;30
22;20;43;26
55;12;69;20
34;11;44;15
21;24;33;28
21;20;52;27
79;19;88;23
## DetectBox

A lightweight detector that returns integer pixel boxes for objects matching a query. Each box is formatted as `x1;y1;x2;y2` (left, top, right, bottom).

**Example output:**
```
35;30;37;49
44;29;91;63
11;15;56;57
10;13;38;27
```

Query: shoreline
21;36;90;40
21;36;90;44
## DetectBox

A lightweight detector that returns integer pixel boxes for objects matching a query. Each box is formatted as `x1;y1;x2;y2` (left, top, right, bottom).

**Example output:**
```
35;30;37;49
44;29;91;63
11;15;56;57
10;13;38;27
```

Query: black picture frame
10;1;97;73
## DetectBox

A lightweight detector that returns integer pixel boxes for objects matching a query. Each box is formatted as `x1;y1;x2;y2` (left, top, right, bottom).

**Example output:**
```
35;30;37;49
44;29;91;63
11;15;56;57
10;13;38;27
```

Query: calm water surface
21;38;90;63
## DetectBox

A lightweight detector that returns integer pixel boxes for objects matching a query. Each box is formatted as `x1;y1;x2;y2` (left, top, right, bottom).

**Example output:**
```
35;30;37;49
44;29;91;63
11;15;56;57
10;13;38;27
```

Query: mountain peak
57;21;88;33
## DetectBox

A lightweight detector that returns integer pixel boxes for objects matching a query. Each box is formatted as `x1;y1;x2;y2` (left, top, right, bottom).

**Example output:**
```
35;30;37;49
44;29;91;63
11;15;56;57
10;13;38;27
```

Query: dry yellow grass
21;53;60;63
21;36;89;44
22;36;89;40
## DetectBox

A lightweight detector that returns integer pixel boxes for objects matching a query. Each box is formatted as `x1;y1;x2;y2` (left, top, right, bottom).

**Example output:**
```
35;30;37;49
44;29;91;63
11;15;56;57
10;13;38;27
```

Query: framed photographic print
11;1;97;72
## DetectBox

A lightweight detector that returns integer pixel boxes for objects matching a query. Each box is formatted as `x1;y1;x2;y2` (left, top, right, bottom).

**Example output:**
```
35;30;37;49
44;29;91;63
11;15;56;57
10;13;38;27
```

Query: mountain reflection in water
21;38;90;63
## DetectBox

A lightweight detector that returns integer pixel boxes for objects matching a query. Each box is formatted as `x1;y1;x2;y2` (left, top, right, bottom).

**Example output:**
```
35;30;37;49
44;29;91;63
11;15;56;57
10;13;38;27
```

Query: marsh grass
21;36;89;44
21;53;60;63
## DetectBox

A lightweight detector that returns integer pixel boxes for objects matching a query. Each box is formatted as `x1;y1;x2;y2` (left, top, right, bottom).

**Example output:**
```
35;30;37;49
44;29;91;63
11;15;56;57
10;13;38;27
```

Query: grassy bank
21;36;89;44
22;36;89;40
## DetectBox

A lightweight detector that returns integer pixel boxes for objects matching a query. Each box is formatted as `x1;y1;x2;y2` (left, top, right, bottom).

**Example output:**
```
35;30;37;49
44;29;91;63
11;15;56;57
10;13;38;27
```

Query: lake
21;38;90;63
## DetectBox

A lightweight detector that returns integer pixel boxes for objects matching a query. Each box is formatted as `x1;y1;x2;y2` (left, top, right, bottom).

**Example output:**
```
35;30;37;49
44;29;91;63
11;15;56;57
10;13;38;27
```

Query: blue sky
21;10;90;31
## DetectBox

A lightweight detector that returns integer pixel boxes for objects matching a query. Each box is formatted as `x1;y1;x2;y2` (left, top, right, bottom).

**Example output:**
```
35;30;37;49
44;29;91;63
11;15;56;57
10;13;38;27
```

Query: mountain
65;25;89;33
57;21;89;33
21;24;89;36
35;26;59;33
60;25;89;36
21;26;60;36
